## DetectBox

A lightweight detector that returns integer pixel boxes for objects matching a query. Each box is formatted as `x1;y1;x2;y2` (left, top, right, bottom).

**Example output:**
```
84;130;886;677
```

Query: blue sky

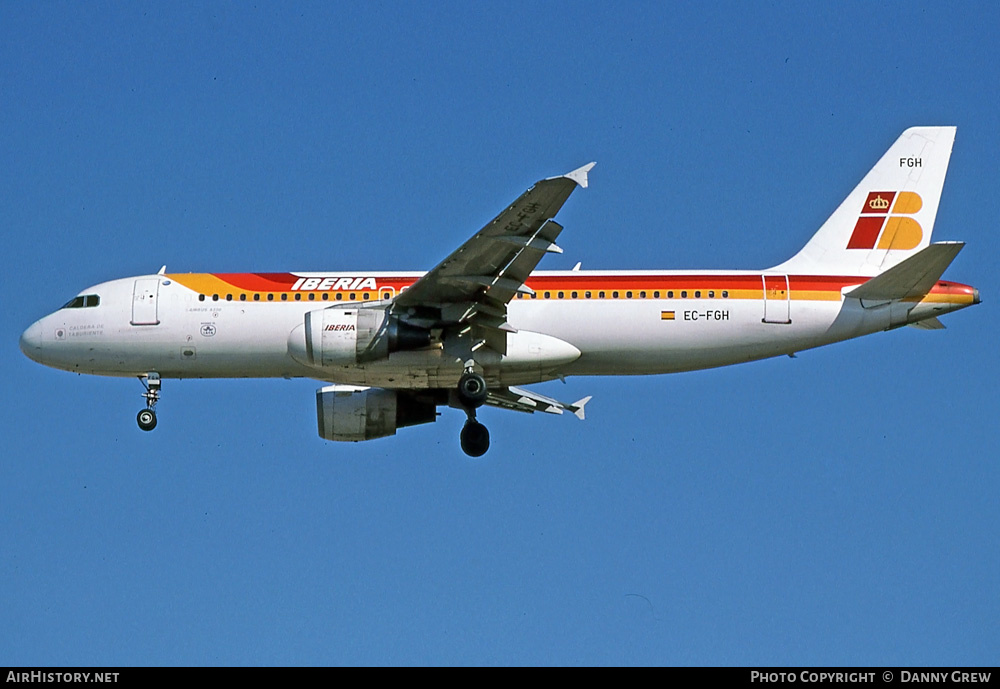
2;1;997;666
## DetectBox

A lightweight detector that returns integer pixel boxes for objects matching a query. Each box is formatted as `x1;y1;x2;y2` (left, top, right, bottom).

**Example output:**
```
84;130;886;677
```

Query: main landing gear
457;370;490;457
137;373;161;432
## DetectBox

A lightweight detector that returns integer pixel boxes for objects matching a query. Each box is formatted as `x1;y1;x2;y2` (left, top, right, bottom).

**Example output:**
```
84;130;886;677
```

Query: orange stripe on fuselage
164;273;976;305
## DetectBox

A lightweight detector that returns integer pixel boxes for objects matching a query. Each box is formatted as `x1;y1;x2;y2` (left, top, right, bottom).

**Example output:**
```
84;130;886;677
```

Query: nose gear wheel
137;408;157;431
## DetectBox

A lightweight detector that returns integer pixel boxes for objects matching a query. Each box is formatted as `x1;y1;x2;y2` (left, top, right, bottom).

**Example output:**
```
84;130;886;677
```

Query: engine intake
316;386;437;441
289;307;430;368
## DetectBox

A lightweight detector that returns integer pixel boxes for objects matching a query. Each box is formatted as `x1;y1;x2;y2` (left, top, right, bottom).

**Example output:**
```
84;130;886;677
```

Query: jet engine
289;306;430;368
316;386;437;441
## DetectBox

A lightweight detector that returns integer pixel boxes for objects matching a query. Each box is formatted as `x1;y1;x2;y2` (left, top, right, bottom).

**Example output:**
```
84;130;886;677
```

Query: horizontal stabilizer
846;242;964;302
908;317;946;330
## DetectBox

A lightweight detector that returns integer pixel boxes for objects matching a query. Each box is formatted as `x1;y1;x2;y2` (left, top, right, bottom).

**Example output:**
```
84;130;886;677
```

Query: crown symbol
869;195;890;210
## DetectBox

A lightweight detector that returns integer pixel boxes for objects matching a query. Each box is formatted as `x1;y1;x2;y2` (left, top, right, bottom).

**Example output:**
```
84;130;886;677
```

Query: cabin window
612;291;619;298
253;294;260;302
322;293;329;301
695;290;701;298
308;293;315;300
294;294;302;301
654;291;660;298
571;291;578;299
349;293;356;300
668;290;674;298
281;294;288;301
626;291;633;298
639;291;646;298
722;290;729;298
681;291;687;298
383;292;391;300
558;291;564;299
198;294;205;302
336;293;343;301
599;291;605;298
708;290;715;298
212;294;219;301
585;291;591;299
363;293;370;300
544;291;551;299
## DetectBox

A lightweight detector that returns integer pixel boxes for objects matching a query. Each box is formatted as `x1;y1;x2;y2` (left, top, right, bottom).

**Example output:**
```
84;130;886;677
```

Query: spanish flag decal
661;311;676;320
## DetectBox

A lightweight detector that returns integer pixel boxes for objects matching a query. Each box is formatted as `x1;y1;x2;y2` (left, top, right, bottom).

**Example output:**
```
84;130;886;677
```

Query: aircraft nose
19;320;43;361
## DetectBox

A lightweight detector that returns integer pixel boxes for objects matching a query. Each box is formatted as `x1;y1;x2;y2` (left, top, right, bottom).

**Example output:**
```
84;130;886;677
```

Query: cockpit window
61;294;100;309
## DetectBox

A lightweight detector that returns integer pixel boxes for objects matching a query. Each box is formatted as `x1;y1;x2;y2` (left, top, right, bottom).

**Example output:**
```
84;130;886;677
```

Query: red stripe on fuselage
197;273;972;298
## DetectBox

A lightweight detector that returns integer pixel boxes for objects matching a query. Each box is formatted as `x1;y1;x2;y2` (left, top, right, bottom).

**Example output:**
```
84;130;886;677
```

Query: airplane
20;127;979;457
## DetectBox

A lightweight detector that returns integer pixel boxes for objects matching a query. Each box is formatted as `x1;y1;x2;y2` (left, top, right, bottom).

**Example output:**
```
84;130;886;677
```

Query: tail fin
772;127;956;276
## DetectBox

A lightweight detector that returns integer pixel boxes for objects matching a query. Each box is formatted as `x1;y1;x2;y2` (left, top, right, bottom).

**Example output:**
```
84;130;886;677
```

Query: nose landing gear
137;373;161;432
457;369;490;457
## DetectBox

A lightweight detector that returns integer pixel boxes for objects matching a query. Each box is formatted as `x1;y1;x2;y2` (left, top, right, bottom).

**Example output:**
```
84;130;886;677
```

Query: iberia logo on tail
846;191;923;250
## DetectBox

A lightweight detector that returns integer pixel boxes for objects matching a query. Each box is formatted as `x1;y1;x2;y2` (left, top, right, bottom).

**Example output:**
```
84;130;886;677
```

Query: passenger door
762;274;791;324
131;278;160;326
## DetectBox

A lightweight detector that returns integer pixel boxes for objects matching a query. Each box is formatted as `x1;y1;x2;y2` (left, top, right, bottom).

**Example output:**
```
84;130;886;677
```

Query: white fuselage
19;270;977;389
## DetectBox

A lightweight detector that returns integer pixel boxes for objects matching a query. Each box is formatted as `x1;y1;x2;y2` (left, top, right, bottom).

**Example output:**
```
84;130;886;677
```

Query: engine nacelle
316;386;437;441
289;307;430;368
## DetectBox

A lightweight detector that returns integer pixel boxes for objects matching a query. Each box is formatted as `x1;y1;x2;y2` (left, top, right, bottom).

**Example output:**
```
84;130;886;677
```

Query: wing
486;385;592;420
392;163;595;355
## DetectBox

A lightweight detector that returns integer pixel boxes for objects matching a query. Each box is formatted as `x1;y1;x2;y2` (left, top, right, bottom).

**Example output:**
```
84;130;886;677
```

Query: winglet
572;396;592;420
563;162;596;189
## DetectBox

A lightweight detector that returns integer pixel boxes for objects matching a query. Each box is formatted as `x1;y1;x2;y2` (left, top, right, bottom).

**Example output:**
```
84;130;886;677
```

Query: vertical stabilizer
772;127;956;276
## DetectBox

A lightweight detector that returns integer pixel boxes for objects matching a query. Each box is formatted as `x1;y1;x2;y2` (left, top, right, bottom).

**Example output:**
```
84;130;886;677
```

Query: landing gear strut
457;369;490;457
137;373;160;432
